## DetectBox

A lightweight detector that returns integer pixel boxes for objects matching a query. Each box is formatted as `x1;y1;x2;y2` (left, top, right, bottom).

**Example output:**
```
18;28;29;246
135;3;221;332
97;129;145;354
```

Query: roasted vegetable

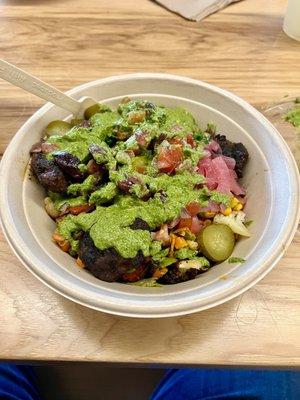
214;211;251;237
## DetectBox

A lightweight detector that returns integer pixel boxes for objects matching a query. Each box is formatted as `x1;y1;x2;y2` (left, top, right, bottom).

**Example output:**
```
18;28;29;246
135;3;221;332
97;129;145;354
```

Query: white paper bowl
0;73;299;318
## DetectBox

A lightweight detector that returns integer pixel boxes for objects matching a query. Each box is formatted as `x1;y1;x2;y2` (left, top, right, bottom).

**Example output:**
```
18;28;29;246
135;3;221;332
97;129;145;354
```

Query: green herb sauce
47;100;231;259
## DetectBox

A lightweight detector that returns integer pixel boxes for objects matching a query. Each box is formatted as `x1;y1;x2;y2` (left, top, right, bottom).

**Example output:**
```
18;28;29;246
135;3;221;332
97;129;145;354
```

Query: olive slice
44;120;72;137
198;223;235;262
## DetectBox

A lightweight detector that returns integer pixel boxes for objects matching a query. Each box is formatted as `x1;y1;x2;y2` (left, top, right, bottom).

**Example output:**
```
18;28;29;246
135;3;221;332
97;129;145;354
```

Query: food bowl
0;73;299;318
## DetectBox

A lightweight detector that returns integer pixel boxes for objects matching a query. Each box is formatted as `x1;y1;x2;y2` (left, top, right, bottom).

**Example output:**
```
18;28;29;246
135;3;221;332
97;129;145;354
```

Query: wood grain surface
0;0;300;366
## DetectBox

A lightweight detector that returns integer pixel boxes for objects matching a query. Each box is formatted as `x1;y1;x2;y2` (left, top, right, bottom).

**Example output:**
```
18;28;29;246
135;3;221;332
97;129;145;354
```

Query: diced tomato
186;133;196;148
122;265;147;282
157;144;183;174
178;217;193;230
178;216;202;234
186;201;201;216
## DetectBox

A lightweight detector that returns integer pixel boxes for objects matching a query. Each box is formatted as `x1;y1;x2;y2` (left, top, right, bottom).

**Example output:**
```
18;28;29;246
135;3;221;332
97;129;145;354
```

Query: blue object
0;364;40;400
150;368;300;400
0;363;299;399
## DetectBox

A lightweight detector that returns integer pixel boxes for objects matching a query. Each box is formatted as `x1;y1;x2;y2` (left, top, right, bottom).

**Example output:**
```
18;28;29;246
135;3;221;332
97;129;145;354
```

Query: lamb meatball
53;151;84;180
215;134;249;178
129;218;151;231
157;265;200;285
79;233;149;283
30;153;68;193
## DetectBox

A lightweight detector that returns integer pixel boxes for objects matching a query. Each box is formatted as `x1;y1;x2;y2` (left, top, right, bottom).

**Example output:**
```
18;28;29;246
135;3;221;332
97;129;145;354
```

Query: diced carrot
76;257;85;268
52;231;70;253
174;237;188;249
152;268;168;278
59;240;70;252
122;265;147;282
52;232;64;243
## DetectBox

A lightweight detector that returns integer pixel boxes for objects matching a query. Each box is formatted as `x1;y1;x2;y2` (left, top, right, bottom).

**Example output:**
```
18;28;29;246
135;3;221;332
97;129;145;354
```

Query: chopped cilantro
194;131;204;141
284;107;300;128
228;257;246;264
206;123;217;135
130;278;162;287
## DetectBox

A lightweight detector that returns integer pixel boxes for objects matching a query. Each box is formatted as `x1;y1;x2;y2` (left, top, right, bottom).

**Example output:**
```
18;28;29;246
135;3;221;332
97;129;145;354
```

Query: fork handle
0;59;80;114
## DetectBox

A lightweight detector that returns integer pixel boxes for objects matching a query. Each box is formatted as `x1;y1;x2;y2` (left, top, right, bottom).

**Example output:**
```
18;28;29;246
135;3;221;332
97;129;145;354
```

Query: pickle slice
70;118;84;127
44;120;72;137
84;103;110;120
198;223;235;262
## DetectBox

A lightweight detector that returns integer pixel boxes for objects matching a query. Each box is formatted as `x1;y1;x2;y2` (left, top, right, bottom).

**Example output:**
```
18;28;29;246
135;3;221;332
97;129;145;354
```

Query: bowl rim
1;72;299;318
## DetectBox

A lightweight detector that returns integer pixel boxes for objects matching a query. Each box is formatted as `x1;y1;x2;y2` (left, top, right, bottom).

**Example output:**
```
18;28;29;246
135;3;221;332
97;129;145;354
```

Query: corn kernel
230;197;239;208
222;207;232;216
234;203;243;211
174;236;188;249
186;240;198;250
204;211;215;218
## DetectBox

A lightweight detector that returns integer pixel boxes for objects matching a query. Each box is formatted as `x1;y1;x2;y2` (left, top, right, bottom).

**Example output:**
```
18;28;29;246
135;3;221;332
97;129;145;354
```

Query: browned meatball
118;176;141;193
129;218;150;231
53;151;84;180
79;233;149;283
79;234;126;282
30;153;68;193
30;141;58;155
157;265;200;285
215;134;249;178
29;142;43;154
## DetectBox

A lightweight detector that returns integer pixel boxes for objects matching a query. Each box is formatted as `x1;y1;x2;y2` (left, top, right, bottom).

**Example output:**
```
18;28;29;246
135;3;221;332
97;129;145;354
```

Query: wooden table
0;0;299;367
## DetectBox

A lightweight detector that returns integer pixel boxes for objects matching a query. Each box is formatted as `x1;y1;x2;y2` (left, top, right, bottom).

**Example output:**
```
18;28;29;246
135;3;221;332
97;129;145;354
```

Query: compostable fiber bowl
0;73;299;318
